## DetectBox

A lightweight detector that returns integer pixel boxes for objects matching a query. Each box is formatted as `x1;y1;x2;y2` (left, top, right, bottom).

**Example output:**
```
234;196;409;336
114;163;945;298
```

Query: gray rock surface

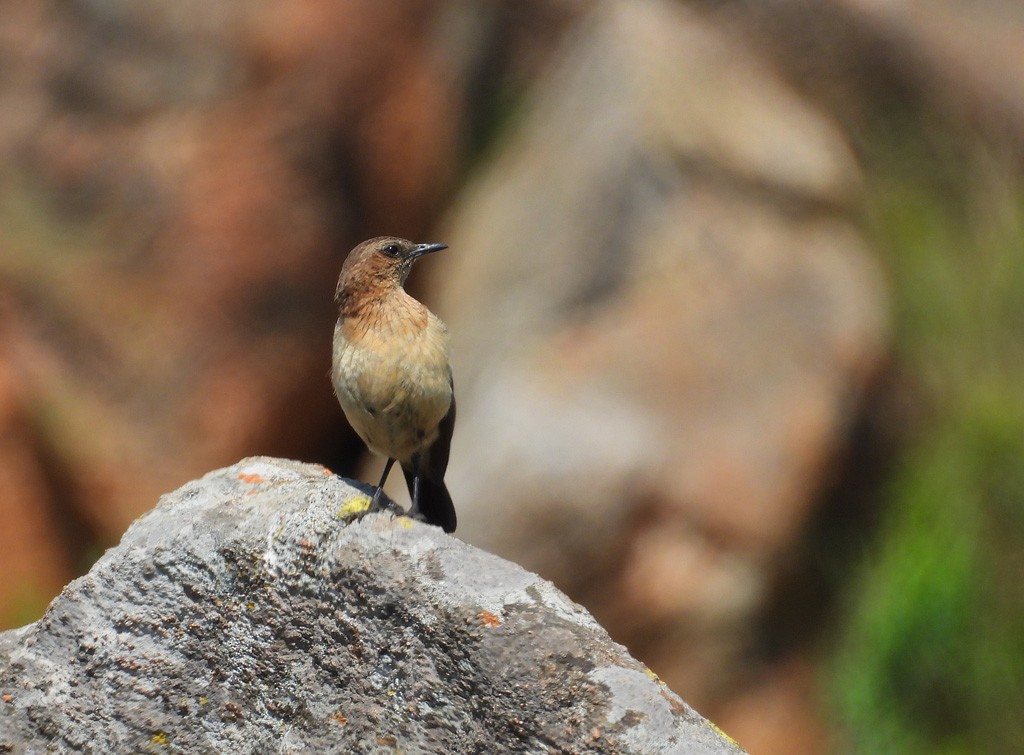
0;457;744;754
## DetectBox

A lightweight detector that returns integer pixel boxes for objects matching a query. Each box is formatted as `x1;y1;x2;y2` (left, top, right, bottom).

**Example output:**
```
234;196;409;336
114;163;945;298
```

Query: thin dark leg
372;458;396;508
407;453;422;519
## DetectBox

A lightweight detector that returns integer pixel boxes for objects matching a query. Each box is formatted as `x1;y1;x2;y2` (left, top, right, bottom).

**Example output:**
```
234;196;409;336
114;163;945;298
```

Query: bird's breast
332;304;452;461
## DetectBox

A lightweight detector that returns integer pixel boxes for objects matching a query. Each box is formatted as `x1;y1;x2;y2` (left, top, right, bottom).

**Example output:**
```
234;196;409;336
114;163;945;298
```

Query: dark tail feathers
402;467;457;533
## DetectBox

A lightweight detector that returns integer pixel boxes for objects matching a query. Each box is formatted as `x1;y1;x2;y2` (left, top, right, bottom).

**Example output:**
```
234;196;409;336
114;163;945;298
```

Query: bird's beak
409;242;448;259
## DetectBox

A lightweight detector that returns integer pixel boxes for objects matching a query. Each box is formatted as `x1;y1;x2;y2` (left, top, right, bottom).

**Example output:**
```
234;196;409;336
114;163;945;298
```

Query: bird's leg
406;453;423;520
371;458;396;509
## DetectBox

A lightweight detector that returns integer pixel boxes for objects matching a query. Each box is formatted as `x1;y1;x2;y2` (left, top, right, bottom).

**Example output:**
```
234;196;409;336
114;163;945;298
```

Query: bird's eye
382;243;401;257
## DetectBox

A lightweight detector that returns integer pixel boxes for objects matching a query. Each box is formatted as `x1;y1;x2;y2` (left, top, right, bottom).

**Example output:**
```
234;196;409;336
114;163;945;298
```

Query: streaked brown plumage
331;236;456;532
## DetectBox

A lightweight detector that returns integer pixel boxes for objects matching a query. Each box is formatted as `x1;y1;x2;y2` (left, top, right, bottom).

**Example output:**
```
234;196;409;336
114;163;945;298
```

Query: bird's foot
369;489;404;517
402;502;429;525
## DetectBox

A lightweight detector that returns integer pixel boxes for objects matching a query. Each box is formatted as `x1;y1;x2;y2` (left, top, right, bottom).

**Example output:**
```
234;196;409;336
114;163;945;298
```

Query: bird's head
336;236;447;305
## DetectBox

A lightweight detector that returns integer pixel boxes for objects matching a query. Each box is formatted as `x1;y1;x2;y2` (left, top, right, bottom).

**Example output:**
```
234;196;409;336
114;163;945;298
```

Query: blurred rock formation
428;2;885;749
689;0;1024;155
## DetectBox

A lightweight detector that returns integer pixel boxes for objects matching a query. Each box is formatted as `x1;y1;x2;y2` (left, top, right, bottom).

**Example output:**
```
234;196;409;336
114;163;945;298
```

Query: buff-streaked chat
331;236;456;532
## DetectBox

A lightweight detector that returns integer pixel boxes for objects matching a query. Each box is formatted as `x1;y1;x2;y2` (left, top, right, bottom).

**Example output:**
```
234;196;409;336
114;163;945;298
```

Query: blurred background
1;0;1022;752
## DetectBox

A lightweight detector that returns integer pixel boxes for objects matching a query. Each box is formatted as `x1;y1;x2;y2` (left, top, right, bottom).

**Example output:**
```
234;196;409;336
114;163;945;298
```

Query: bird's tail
402;467;457;533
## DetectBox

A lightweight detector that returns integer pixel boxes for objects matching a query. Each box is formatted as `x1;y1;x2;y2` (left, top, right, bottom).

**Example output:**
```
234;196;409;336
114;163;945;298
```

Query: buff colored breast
331;292;452;463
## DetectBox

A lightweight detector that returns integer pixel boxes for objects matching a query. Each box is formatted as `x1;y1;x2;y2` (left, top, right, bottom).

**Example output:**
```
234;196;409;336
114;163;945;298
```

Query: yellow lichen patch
643;666;663;684
199;696;208;706
397;516;415;529
149;731;169;748
479;610;502;628
708;720;741;747
340;496;372;517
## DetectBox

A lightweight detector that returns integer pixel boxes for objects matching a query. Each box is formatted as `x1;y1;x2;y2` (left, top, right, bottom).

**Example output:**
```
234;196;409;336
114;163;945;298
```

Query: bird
331;236;457;532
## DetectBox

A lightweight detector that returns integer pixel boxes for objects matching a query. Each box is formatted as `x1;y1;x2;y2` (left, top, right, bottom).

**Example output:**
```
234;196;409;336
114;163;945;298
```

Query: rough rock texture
0;457;744;754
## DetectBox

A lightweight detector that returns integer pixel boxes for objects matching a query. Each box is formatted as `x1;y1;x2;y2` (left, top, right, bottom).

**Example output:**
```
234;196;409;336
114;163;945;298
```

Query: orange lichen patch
661;689;688;716
237;472;265;484
479;610;501;628
331;711;347;726
2;694;12;703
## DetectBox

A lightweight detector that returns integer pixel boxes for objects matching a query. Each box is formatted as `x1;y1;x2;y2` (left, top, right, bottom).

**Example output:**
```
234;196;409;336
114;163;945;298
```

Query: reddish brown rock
0;355;73;626
713;656;831;755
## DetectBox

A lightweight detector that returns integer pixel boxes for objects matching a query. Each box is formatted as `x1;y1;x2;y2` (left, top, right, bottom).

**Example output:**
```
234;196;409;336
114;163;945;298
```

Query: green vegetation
830;137;1024;753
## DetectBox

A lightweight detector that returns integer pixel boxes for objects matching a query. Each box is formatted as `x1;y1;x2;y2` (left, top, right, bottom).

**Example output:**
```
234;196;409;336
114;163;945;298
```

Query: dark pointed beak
409;242;448;259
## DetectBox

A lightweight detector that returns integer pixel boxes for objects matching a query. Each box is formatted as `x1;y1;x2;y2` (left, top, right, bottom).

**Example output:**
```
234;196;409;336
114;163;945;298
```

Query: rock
0;457;744;754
